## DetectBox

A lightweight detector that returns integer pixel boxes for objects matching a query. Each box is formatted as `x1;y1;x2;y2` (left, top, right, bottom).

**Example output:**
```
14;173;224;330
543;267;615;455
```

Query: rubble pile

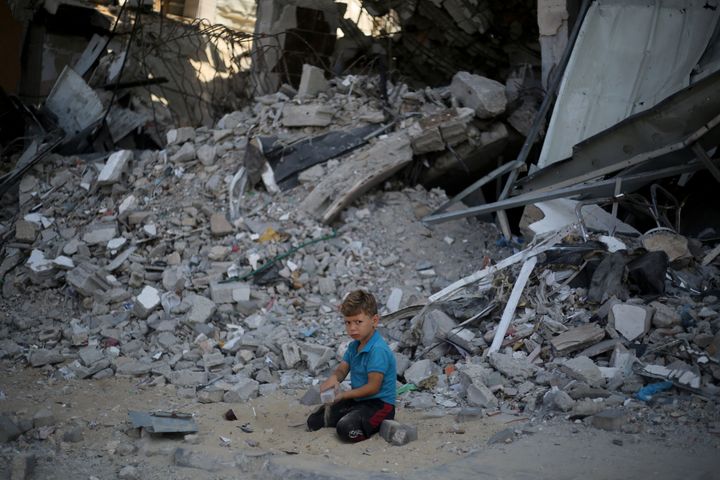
1;65;719;452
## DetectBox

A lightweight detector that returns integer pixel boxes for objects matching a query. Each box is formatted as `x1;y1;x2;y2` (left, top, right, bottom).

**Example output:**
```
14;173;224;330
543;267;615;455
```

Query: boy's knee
307;406;326;431
336;417;366;442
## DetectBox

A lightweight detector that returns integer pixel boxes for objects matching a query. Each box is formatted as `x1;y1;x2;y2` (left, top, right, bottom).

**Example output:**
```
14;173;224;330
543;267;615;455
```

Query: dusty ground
2;361;719;479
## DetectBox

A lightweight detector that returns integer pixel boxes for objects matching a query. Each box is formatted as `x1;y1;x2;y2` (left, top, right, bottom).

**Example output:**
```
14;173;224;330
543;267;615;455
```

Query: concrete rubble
0;4;719;476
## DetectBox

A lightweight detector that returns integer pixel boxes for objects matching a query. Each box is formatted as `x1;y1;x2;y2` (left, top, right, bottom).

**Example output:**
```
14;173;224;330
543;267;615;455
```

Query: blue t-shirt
342;330;397;405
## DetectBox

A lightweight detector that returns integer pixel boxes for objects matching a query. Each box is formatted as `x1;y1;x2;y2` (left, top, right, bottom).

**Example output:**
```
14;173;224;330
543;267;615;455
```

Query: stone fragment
15;220;37;243
379;420;418;446
421;309;457;346
222;377;259;402
466;383;498;408
611;304;652;341
79;347;105;366
185;294;217;323
29;349;64;367
82;223;118;245
115;360;152;376
299;342;334;374
197;144;217;166
561;356;605;387
298;164;324;184
488;352;538;380
318;277;335;295
210;281;250;304
98;150;132;185
134;286;160;319
32;408;56;428
52;255;74;270
297;64;328;97
198;388;225;403
163;266;186;292
281;342;301;369
543;387;576;412
450;71;506;119
170;370;209;387
166;127;196;145
118;465;140;480
171;142;196;163
591;409;627;431
649;301;679;328
386;288;403;312
551;323;606;354
0;414;22;443
210;213;233;236
300;386;321;406
63;426;84;443
404;359;441;386
282;104;335;127
26;249;55;283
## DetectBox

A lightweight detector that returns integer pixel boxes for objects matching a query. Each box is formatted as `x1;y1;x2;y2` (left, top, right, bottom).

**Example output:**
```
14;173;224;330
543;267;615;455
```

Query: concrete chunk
561;356;605;387
171;142;196;163
98;150;132;185
134;286;160;319
404;359;441;386
210;213;233;236
297;64;328;98
379;420;418;446
82;222;118;245
551;323;606;354
591;409;627;431
466;383;498;408
185;294;216;324
611;304;652;341
282;104;335;127
450;71;506;119
15;220;38;243
210;281;250;304
488;352;538;380
166;127;196;145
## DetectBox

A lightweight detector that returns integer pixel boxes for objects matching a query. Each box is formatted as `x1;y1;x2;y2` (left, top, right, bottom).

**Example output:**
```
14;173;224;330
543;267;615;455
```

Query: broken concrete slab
171;142;196;163
210;213;234;236
379;419;418;446
167;127;196;145
551;323;606;355
466;382;498;408
561;356;605;388
488;352;538;380
404;359;441;386
210;281;250;304
184;294;217;324
282;104;335;127
297;64;328;98
15;220;37;243
98;150;133;186
450;71;507;119
134;286;161;319
299;342;334;375
610;303;652;341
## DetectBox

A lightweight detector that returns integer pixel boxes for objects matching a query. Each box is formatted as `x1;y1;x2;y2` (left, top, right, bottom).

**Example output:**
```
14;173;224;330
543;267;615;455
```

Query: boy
307;290;397;442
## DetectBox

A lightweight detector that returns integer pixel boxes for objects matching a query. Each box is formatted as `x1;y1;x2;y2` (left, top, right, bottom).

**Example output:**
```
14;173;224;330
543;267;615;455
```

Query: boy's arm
320;361;349;392
337;372;383;401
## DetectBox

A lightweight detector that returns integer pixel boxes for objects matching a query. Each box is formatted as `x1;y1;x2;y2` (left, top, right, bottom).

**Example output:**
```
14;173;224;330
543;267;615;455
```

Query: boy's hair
340;290;378;317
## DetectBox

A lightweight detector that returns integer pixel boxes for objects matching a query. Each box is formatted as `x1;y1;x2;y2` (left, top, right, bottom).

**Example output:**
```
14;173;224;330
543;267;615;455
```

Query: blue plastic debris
636;381;673;401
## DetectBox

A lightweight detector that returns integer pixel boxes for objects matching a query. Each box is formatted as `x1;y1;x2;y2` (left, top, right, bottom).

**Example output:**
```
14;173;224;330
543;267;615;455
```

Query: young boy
307;290;397;442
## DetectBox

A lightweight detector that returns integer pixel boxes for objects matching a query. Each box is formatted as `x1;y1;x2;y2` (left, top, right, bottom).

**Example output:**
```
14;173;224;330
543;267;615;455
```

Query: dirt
2;362;720;479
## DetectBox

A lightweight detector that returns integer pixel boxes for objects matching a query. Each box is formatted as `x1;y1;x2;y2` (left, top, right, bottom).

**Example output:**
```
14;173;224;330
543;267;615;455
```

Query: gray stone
466;383;498;408
591;409;627;431
198;388;225;403
421;309;457;346
487;427;515;445
404;359;441;386
185;294;217;324
0;414;22;443
62;426;84;443
134;286;160;319
170;142;196;163
210;281;250;304
543;387;576;412
222;377;259;402
98;150;132;185
300;386;321;406
561;356;605;388
317;277;335;295
115;360;153;376
210;213;233;236
163;266;186;292
282;104;335;127
299;342;334;374
297;64;328;98
611;303;652;341
170;370;209;387
202;352;225;369
82;223;118;245
571;399;606;417
32;408;56;428
15;220;37;243
379;420;418;446
197;144;217;166
78;347;105;367
281;342;301;369
29;349;64;367
451;71;507;119
649;301;680;328
118;465;140;480
395;352;410;376
488;352;538;380
173;447;227;472
386;288;403;312
166;127;196;145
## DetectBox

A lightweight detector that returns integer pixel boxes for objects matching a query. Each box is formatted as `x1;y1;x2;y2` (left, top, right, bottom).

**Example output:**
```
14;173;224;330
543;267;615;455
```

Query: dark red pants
307;398;395;442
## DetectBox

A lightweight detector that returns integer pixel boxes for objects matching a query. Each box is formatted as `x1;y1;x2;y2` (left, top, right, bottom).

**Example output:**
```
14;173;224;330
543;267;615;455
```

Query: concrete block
170;142;196;163
488;352;538;380
297;64;328;97
166;127;196;145
649;301;680;328
299;342;334;374
379;420;418;446
197;144;216;166
386;288;403;312
210;281;250;304
281;342;301;369
210;213;233;236
282;104;335;127
223;377;259;402
134;286;160;319
450;71;506;119
170;370;209;387
591;409;627;431
466;382;498;408
318;277;335;295
15;220;37;243
543;387;576;412
98;150;132;185
561;356;605;387
185;293;217;324
611;303;652;341
82;223;118;245
404;359;441;386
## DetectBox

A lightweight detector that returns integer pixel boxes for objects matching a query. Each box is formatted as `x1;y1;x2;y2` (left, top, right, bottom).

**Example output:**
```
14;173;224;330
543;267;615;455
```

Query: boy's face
344;311;378;344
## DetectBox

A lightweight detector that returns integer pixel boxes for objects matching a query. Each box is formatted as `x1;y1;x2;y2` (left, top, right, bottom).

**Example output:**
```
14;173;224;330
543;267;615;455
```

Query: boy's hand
320;376;339;393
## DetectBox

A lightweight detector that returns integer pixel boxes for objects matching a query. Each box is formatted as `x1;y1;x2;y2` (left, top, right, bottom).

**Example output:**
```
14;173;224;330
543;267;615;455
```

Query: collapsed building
1;0;720;476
